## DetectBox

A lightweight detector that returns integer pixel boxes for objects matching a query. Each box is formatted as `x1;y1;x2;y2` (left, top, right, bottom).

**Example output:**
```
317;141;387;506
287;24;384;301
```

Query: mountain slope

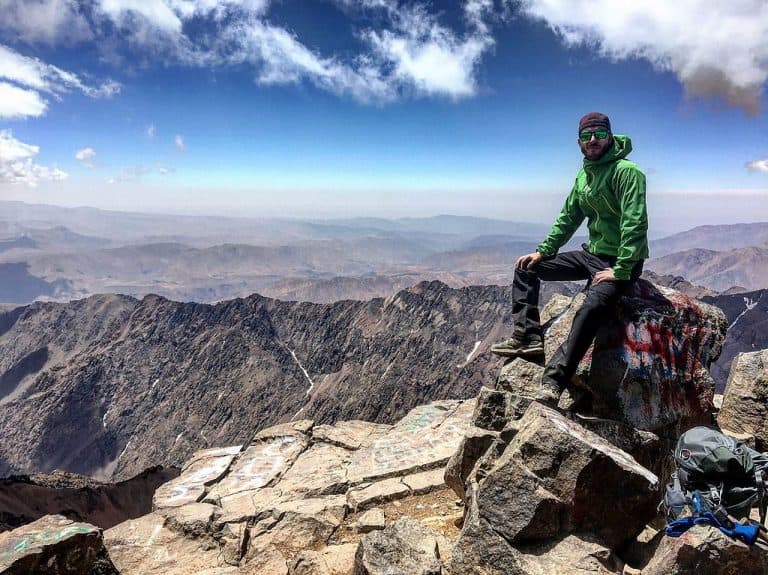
0;282;549;481
647;246;768;292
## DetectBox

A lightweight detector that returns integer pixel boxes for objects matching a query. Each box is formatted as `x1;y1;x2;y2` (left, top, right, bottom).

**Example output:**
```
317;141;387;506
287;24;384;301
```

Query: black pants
512;247;643;389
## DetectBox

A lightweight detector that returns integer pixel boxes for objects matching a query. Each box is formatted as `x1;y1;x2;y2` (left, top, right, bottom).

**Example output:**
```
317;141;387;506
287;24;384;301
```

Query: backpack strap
665;491;761;546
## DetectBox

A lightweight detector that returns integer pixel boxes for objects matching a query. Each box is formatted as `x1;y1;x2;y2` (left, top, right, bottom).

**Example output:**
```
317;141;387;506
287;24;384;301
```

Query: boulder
0;514;118;575
450;403;659;573
290;543;358;575
717;350;768;451
452;532;623;575
354;517;441;575
643;525;768;575
547;281;726;430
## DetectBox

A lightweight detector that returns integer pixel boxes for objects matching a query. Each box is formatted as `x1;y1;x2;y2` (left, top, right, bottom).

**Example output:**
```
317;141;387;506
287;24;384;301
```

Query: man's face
578;126;613;161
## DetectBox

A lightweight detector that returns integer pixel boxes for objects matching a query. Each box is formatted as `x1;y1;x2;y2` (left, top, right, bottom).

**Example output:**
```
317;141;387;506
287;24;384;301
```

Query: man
491;112;648;407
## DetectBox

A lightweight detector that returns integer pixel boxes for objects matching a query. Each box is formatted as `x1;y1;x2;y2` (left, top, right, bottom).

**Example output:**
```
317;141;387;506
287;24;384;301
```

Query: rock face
450;403;660;574
717;349;768;450
547;280;727;430
0;514;118;574
0;282;517;480
104;399;474;574
703;288;768;390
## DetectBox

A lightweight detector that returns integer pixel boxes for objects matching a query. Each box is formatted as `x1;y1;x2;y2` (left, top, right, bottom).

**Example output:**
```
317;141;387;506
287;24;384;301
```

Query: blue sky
0;1;766;231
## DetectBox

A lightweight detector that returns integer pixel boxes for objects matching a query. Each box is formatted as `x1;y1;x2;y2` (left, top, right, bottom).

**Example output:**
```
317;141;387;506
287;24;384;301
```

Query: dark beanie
579;112;611;132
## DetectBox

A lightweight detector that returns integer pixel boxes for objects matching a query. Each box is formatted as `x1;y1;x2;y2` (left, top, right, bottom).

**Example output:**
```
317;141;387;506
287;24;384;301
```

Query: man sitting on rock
491;112;648;407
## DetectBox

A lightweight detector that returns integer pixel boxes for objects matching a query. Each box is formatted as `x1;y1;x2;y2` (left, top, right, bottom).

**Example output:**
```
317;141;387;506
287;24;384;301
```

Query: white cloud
75;147;96;167
0;82;47;118
746;159;768;173
363;2;494;99
519;0;768;115
175;134;185;153
147;123;156;138
0;0;92;45
0;130;68;187
0;44;120;118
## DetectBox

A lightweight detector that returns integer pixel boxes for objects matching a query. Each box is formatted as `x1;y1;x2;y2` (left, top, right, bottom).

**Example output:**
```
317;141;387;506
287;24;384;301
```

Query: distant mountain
0;282;541;481
647;246;768;292
651;222;768;258
703;289;768;390
640;270;716;299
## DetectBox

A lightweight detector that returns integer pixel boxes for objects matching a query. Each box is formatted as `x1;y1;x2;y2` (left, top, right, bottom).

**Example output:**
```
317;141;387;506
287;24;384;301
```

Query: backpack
663;427;768;546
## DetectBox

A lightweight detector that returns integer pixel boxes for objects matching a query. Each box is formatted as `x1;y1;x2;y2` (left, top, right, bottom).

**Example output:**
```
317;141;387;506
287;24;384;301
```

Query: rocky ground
4;279;767;574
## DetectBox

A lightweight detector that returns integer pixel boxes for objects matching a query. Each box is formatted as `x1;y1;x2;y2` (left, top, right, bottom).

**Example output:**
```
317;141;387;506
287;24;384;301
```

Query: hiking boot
535;379;563;407
490;336;544;358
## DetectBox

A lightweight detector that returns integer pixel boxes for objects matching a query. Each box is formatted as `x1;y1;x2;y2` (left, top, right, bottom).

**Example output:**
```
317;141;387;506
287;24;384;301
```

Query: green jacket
536;134;649;280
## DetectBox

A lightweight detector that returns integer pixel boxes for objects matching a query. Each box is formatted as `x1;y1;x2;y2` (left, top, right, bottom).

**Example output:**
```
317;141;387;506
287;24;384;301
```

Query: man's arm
612;166;648;280
537;182;585;257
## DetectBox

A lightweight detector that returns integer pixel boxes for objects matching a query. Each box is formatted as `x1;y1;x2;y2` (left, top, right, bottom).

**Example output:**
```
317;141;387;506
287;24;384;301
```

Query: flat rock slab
718;349;768;451
355;517;441;575
0;514;117;575
644;525;768;575
276;442;352;498
312;421;392;451
348;477;411;512
154;447;241;509
347;400;475;484
104;512;223;575
207;434;308;500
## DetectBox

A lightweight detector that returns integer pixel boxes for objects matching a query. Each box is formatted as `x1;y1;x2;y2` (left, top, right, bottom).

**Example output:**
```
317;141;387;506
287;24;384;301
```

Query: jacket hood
584;134;632;167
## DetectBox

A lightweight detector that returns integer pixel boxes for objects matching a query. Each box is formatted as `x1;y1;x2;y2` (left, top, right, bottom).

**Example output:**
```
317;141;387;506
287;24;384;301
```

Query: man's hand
594;268;617;284
516;251;543;270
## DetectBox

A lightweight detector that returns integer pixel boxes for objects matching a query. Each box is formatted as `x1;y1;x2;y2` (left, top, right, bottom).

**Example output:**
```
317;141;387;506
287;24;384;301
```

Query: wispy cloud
518;0;768;115
746;159;768;173
0;44;120;118
147;123;156;138
0;130;68;186
175;134;185;153
1;0;497;104
75;147;96;167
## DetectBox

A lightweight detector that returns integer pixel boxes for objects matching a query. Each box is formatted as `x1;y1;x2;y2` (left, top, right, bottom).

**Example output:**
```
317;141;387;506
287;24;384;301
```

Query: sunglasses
579;129;610;142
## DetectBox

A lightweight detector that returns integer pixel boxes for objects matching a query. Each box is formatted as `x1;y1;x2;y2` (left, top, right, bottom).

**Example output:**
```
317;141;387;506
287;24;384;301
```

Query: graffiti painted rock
153;446;241;509
450;403;659;574
347;400;475;484
643;525;768;575
0;514;118;575
206;434;307;501
354;517;441;575
717;350;768;451
547;281;726;430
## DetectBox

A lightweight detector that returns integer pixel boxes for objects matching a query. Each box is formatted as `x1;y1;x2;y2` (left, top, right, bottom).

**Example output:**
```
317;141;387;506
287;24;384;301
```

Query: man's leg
493;251;592;357
537;258;642;405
